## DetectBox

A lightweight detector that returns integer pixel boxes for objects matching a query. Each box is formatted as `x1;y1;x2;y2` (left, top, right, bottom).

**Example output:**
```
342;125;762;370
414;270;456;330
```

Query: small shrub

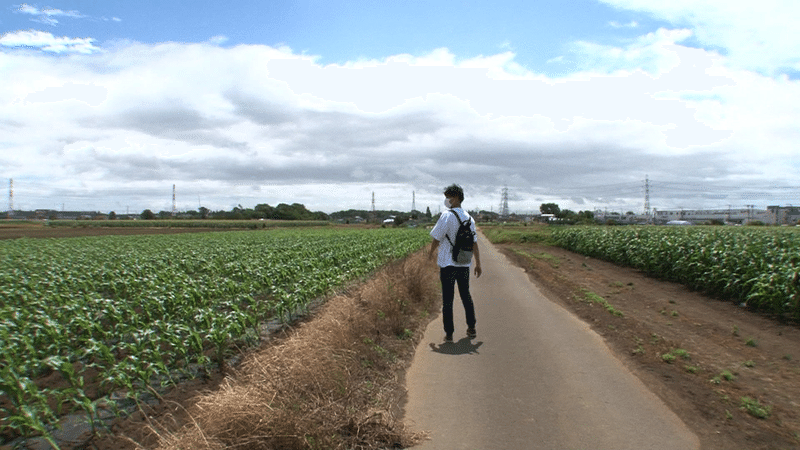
662;348;690;364
721;370;736;381
672;348;691;360
577;289;624;317
740;396;771;419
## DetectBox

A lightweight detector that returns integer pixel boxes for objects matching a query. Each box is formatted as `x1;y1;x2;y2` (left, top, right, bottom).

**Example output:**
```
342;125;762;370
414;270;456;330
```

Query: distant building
654;207;774;225
3;209;105;220
767;206;800;225
590;206;799;225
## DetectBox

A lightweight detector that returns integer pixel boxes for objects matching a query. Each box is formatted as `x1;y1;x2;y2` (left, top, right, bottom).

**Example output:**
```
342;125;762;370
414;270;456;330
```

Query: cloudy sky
2;1;799;215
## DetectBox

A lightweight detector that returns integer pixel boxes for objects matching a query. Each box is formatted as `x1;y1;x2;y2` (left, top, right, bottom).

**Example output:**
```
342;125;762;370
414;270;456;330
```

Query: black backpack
445;209;475;264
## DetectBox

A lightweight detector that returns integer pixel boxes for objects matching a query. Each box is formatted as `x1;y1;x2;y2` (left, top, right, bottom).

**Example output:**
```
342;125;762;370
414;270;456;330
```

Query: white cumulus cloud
599;0;800;76
14;3;84;26
0;30;100;54
1;21;798;214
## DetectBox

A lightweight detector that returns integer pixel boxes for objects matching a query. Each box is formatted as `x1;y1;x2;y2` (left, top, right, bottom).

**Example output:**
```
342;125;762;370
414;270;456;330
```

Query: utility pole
172;184;177;217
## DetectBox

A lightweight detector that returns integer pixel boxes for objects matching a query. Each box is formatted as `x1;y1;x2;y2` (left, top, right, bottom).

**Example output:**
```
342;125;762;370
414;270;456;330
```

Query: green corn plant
0;364;61;448
45;356;101;434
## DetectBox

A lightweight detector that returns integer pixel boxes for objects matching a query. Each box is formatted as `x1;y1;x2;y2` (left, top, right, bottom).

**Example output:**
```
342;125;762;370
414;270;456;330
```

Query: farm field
0;226;429;446
552;226;800;319
5;223;800;449
0;220;326;240
484;224;800;449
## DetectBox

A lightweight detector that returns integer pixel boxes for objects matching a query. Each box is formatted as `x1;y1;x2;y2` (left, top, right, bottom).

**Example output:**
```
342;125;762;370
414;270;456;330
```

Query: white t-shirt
430;208;477;268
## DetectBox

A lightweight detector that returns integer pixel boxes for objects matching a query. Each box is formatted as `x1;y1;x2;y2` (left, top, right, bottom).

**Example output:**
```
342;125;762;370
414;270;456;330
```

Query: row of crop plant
552;226;800;320
0;227;429;444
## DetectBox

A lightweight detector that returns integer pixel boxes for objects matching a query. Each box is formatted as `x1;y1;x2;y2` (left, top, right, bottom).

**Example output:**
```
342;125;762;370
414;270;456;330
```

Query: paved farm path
403;233;700;450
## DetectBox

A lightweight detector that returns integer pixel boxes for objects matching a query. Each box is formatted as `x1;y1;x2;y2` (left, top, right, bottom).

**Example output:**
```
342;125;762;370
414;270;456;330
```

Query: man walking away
428;184;482;342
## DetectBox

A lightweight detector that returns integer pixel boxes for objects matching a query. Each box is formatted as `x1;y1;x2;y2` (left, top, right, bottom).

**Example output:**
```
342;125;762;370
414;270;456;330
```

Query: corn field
0;227;429;442
552;226;800;320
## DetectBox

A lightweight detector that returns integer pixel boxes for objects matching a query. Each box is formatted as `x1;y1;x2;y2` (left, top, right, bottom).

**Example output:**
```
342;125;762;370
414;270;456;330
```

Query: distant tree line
328;208;432;224
139;203;328;221
540;203;596;224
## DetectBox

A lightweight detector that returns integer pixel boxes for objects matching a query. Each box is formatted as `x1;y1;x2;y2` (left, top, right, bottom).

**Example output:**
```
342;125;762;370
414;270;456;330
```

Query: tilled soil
498;241;800;450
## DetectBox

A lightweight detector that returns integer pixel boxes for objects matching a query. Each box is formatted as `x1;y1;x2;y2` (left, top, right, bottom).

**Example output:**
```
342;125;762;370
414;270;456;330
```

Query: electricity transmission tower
643;175;651;219
7;179;13;217
370;192;376;223
500;187;509;217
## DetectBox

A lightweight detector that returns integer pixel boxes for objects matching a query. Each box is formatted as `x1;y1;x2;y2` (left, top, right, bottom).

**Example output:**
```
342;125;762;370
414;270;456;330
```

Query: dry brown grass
149;250;438;450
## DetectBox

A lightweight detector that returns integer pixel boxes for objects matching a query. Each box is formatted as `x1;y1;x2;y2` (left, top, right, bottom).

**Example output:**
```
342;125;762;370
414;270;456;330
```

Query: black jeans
440;266;476;335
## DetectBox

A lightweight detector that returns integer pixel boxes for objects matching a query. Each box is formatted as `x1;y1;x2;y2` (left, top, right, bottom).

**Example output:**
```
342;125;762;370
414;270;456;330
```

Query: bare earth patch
498;241;800;450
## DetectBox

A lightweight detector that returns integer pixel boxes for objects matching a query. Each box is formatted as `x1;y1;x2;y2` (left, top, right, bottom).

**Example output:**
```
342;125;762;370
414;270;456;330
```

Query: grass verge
511;249;561;268
141;250;439;450
481;223;556;246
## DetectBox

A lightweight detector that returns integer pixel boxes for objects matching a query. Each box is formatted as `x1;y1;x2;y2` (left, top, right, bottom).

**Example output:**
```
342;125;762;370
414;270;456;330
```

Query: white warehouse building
592;206;800;225
652;206;800;225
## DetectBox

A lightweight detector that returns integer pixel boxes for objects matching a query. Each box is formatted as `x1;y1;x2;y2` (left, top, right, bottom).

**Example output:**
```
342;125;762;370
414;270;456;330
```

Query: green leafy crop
0;227;429;441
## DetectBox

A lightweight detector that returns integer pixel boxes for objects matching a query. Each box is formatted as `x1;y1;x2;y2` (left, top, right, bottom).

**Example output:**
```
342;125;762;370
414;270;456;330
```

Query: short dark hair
443;184;464;202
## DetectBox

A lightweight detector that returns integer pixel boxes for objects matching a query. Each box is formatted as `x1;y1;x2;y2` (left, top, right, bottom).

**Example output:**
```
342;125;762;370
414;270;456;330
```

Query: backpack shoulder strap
444;209;460;246
449;208;468;226
445;209;473;247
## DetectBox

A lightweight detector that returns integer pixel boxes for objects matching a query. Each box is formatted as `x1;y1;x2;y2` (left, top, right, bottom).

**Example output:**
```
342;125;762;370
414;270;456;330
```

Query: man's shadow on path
429;338;483;355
